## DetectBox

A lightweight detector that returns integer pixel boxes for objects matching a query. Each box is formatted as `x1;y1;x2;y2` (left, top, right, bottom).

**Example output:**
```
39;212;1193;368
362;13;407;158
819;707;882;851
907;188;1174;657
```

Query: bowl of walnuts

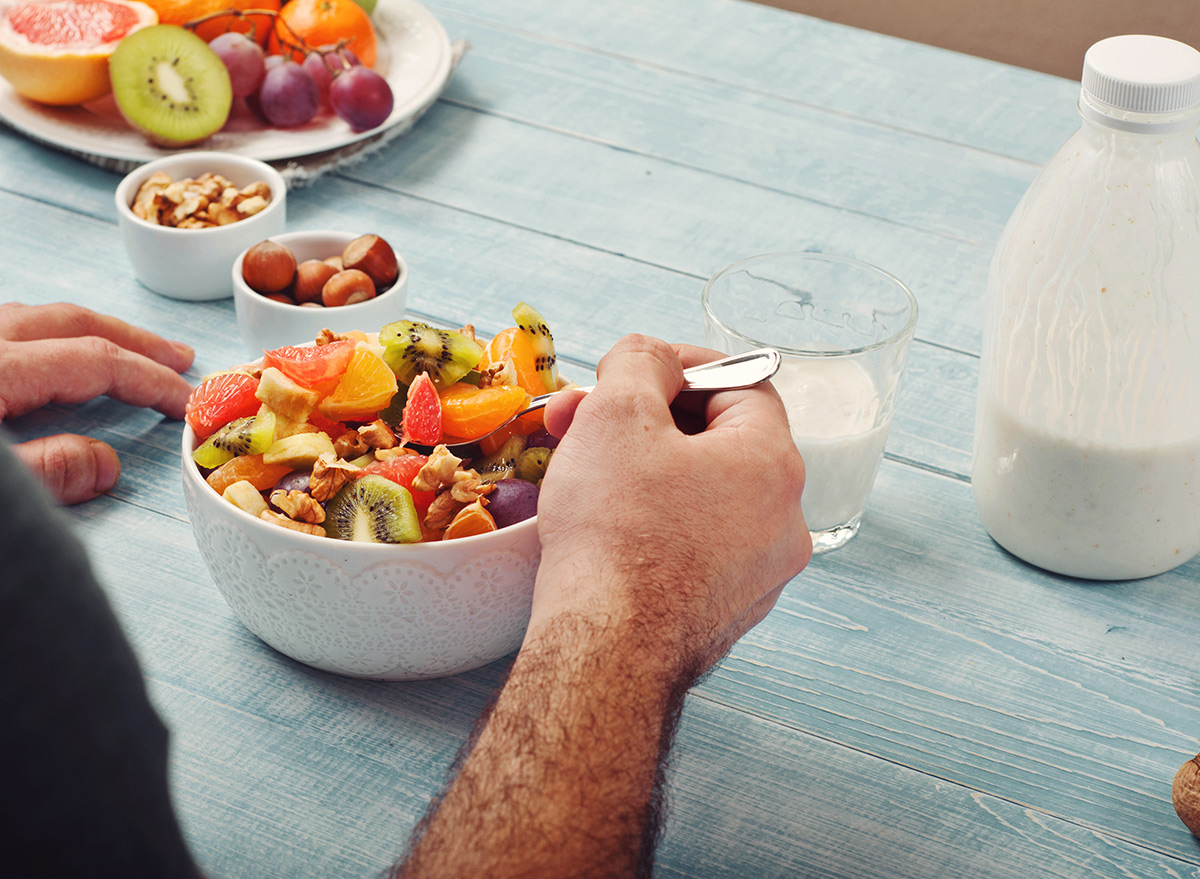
115;151;287;302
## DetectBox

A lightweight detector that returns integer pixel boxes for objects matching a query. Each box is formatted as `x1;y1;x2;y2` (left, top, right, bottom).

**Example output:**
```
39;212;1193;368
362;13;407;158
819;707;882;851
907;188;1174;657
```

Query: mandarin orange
479;327;544;397
142;0;279;45
270;0;376;67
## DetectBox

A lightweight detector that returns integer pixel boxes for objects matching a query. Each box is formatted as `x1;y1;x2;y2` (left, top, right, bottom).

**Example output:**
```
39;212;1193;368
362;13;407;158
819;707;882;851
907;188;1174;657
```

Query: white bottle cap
1080;35;1200;131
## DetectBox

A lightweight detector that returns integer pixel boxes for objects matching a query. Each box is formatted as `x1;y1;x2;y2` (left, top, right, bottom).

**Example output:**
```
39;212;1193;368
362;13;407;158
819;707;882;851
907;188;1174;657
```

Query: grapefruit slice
0;0;157;105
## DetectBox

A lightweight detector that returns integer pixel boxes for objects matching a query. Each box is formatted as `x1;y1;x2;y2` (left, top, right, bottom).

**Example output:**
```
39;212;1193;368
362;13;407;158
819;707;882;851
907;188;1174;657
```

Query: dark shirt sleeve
0;432;202;878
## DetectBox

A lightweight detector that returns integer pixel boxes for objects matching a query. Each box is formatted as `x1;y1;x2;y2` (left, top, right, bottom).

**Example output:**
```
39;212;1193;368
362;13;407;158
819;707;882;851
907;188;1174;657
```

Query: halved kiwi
379;320;483;390
325;475;422;544
512;302;558;392
193;410;276;470
109;25;233;147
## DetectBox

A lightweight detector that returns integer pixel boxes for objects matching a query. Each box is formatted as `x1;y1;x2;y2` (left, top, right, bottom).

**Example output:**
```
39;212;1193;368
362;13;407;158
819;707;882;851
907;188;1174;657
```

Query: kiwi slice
473;435;527;483
325;475;422;544
109;25;233;148
515;447;553;484
379;320;483;391
193;410;276;470
512;302;558;392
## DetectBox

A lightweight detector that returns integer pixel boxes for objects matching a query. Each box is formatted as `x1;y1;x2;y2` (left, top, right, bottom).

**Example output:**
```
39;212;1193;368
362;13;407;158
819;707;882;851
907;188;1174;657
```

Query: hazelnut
294;259;339;304
322;269;377;307
323;255;344;271
342;234;399;290
242;240;297;294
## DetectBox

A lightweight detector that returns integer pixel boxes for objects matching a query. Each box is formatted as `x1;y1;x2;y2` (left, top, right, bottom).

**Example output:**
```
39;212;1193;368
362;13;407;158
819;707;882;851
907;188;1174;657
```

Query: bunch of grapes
207;30;394;132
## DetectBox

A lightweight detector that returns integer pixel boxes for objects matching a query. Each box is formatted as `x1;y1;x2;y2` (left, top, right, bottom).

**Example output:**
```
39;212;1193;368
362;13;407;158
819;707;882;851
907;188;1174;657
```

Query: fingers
543;387;588;439
592;334;685;414
0;302;194;374
11;434;121;505
0;336;195;421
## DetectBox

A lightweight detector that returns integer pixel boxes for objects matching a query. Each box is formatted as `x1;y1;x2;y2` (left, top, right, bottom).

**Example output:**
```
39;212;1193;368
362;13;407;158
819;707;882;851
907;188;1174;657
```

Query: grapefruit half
0;0;158;105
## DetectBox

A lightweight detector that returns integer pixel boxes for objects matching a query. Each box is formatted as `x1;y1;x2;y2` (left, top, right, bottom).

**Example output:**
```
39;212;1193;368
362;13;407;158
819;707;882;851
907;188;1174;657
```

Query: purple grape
209;32;265;99
525;428;560;449
328;65;394;132
257;60;320;128
302;44;361;101
273;471;312;494
486;479;539;529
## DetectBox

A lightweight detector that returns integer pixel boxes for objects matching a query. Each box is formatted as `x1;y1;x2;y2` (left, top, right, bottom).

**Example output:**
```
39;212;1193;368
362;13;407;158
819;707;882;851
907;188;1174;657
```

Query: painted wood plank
425;0;1084;163
429;14;1037;245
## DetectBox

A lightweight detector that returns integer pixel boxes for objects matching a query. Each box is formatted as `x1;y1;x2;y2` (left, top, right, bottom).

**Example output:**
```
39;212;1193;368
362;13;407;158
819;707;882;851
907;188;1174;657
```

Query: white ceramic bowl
181;422;541;680
115;151;287;301
232;230;409;357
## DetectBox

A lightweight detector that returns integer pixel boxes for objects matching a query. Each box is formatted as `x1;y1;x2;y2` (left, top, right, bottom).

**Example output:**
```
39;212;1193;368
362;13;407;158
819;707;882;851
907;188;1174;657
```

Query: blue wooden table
4;1;1199;875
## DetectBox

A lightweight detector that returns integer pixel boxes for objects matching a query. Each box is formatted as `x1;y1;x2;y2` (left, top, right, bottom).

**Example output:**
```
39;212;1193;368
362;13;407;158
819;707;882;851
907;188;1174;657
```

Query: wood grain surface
2;1;1197;876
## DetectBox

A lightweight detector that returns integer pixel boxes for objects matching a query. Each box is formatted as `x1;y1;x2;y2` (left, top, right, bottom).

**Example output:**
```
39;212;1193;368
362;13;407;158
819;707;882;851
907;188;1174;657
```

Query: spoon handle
521;347;781;414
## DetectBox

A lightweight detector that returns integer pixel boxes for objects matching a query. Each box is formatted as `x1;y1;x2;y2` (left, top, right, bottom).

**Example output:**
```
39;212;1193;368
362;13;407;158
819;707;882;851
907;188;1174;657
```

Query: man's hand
0;303;194;504
536;333;811;678
394;335;811;879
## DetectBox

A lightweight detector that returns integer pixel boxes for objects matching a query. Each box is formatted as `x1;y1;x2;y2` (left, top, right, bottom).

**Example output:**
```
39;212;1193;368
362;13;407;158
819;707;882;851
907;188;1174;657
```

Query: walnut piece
260;510;326;537
424;491;466;532
129;171;272;229
413;445;463;492
269;489;326;524
310;451;360;502
449;471;495;504
478;358;517;388
333;431;370;459
358;419;397;450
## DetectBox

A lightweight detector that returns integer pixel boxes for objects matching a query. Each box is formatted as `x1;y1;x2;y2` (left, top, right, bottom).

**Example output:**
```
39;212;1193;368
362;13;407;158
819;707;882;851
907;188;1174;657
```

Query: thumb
12;434;122;505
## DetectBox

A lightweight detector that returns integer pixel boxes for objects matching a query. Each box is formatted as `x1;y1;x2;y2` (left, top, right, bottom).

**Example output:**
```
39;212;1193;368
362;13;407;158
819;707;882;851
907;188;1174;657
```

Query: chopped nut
372;446;412;462
413;445;463;492
310;451;360;502
358;419;397;450
260;510;326;537
479;358;517;388
449;470;495;504
129;171;272;229
459;324;477;343
269;489;326;524
316;328;357;346
424;491;466;532
333;431;370;459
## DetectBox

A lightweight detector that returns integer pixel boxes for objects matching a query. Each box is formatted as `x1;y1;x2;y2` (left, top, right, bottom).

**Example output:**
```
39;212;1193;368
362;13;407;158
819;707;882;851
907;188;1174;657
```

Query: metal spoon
423;347;782;457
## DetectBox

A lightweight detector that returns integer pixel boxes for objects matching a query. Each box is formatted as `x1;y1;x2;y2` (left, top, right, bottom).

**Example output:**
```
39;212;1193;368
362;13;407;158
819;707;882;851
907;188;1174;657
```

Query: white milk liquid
973;400;1200;580
772;358;889;532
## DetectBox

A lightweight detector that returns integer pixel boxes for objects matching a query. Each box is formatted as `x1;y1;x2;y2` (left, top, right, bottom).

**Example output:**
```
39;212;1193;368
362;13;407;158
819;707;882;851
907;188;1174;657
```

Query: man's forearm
393;611;690;879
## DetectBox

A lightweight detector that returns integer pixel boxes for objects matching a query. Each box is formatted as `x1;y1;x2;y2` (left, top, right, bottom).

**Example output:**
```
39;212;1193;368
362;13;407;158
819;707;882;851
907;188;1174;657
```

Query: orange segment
443;500;497;540
480;327;544;396
438;382;528;442
318;347;397;422
205;453;293;495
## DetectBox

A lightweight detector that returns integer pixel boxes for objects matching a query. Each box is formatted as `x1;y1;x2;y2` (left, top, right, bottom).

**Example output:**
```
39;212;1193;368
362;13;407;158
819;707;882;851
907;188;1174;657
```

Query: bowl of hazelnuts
232;230;408;356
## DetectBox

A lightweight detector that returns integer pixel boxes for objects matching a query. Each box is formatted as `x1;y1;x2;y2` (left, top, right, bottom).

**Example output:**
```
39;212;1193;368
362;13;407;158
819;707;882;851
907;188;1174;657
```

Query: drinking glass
702;252;918;552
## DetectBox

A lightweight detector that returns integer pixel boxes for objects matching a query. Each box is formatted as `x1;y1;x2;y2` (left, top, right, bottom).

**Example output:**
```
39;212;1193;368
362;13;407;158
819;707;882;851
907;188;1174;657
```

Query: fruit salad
187;303;561;543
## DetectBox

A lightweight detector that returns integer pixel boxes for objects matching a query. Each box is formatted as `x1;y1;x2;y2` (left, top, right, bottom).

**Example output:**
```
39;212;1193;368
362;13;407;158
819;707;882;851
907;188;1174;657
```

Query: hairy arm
393;335;811;878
